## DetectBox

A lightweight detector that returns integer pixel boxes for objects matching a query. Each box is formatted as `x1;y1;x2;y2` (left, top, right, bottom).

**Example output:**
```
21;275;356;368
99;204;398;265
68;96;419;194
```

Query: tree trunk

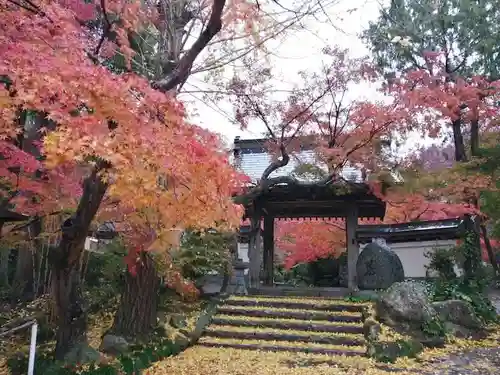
470;118;480;157
51;165;108;360
11;218;41;303
0;247;9;288
462;215;483;280
451;117;467;162
480;223;499;275
53;266;88;360
0;221;9;288
111;252;159;338
11;245;34;303
470;198;498;276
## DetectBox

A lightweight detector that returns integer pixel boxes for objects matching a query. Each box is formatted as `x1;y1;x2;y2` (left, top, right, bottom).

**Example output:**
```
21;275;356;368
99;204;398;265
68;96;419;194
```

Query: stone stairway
198;295;368;357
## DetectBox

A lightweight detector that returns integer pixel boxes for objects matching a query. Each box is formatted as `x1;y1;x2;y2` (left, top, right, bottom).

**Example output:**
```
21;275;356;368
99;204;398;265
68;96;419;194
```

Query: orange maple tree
1;0;259;358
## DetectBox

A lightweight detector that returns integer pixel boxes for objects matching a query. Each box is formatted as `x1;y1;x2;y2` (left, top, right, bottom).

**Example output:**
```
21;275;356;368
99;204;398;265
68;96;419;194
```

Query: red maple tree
233;49;495;268
1;0;260;358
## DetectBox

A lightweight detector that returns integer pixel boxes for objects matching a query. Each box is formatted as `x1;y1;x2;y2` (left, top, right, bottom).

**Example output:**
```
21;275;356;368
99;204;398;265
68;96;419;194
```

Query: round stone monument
356;241;405;290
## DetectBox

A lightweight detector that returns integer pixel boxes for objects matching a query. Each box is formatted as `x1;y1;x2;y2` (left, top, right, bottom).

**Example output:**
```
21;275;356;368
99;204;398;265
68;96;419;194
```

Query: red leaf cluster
0;0;258;295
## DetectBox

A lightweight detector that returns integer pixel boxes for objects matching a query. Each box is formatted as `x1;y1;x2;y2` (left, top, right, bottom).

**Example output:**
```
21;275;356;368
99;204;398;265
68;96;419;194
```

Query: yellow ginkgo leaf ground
145;325;500;375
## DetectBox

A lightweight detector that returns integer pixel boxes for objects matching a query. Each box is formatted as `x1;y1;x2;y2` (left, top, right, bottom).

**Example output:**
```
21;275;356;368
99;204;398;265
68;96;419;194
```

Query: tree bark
52;266;88;360
51;165;108;360
470;118;480;157
11;242;34;302
480;223;499;274
11;218;41;303
152;0;226;92
111;252;160;338
451;117;467;162
0;248;9;288
462;215;483;280
0;221;9;288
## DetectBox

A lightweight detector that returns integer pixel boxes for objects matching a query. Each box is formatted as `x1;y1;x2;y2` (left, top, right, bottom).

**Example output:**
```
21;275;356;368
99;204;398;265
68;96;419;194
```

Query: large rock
357;243;405;290
432;300;482;329
64;343;101;364
100;334;130;355
196;274;226;296
376;281;435;325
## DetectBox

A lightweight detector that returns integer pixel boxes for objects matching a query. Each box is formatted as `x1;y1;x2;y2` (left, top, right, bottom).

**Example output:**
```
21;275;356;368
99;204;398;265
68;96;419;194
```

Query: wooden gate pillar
262;215;275;286
248;217;262;289
346;205;359;292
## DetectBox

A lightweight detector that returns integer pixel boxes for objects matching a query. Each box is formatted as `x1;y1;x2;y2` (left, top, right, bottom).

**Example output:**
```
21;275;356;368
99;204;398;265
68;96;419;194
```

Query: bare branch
94;0;115;57
152;0;226;92
6;0;49;19
261;144;289;180
246;96;277;140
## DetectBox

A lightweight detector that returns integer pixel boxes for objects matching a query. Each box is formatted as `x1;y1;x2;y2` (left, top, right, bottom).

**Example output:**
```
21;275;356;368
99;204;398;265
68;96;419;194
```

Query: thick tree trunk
53;266;88;360
51;165;108;360
451;117;467;162
111;252;159;338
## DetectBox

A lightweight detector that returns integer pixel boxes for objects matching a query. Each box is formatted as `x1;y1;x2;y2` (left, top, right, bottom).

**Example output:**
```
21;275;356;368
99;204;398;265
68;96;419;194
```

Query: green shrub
274;263;312;286
275;254;346;287
306;256;341;287
82;240;127;313
421;316;446;338
371;339;423;363
84;240;127;289
171;230;234;281
425;247;457;280
426;231;497;323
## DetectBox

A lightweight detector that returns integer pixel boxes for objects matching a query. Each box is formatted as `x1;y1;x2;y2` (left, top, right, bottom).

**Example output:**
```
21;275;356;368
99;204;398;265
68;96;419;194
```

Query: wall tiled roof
239;149;362;182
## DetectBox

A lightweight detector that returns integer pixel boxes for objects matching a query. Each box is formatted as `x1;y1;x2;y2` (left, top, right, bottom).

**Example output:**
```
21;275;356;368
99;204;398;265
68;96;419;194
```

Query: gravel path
416;292;500;375
422;347;500;375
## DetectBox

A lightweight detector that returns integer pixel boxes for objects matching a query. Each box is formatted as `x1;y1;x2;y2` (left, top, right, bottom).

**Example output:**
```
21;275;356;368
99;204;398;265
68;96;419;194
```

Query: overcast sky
179;0;436;155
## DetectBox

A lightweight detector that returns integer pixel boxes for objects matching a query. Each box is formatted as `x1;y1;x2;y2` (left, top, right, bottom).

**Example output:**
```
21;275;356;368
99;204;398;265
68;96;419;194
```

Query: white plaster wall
360;240;457;278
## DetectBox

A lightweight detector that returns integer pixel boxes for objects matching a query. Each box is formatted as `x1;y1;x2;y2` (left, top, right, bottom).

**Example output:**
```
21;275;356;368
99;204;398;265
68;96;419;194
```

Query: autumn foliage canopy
0;0;254;297
248;50;500;267
2;1;499;276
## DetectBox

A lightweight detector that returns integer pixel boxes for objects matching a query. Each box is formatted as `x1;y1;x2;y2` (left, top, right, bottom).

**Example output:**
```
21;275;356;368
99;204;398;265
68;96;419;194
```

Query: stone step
204;326;365;346
248;286;350;298
210;315;364;334
198;337;365;356
216;306;363;323
224;297;365;312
